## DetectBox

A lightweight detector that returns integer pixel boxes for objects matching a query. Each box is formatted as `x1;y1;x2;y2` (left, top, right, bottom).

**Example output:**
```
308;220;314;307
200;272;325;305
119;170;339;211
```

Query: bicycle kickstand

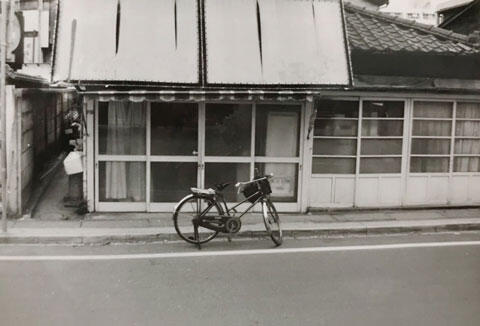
193;224;201;250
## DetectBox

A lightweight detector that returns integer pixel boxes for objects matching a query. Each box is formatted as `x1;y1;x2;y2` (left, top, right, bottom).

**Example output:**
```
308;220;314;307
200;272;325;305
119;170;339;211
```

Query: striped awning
82;90;317;102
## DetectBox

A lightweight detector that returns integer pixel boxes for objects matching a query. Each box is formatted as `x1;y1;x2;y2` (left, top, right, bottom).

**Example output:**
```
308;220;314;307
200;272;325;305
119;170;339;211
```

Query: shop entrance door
201;103;303;212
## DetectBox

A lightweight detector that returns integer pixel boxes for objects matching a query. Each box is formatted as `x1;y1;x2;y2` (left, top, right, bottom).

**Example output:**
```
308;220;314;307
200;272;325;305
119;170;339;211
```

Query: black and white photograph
0;0;479;324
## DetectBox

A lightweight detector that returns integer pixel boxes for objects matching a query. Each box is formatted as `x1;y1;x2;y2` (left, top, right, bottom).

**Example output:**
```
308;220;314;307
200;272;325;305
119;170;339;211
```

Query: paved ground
32;166;73;220
1;232;479;326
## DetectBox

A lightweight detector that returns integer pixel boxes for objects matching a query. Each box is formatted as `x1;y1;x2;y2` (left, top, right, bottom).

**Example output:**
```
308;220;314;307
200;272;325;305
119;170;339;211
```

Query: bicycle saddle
214;183;231;191
190;188;216;196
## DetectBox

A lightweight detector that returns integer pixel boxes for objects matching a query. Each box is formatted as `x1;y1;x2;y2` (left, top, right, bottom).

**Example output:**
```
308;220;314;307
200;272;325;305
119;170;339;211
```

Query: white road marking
0;241;479;261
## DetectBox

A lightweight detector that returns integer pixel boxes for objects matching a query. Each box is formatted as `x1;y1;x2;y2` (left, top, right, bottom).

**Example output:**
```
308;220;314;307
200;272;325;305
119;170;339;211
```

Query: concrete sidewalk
1;208;480;245
3;166;479;245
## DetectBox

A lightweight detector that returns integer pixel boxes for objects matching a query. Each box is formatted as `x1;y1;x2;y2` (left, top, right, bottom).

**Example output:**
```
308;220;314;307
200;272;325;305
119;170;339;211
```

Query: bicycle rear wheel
173;194;221;245
262;199;283;246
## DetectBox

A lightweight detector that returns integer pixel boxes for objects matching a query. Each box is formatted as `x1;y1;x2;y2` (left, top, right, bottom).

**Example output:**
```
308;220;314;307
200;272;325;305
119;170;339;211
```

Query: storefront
85;96;309;212
52;0;352;212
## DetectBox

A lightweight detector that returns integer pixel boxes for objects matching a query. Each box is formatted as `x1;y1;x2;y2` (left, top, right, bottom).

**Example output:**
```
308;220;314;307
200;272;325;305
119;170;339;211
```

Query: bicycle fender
173;194;195;216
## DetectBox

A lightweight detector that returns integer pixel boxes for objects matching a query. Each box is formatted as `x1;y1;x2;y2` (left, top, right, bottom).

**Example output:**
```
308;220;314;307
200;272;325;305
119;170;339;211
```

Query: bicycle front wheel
262;199;283;246
173;194;221;245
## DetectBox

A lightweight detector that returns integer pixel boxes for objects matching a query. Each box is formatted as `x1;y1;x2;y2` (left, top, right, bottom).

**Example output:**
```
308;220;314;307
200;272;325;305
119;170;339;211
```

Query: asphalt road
1;232;479;326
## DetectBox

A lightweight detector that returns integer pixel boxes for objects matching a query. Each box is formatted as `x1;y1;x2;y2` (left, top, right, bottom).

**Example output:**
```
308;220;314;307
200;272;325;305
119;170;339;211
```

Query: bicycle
173;174;282;248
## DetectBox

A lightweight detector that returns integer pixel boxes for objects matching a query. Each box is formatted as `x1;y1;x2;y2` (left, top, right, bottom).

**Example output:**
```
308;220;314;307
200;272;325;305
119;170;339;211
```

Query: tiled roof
344;4;480;55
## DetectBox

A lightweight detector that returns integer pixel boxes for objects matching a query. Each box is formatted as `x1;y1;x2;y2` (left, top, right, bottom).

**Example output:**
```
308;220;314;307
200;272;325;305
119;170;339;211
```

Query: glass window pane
98;101;146;155
456;102;480;119
455;121;480;137
410;157;449;173
315;100;359;118
454;157;480;172
255;163;298;202
454;139;480;154
205;163;250;202
205;104;251;156
412;121;451;136
362;101;404;118
360;158;401;173
255;105;300;157
151;162;197;202
151;103;197;156
411;139;450;154
312;158;355;174
413;101;453;118
362;120;403;136
313;139;356;155
361;139;402;155
314;119;357;137
99;162;145;202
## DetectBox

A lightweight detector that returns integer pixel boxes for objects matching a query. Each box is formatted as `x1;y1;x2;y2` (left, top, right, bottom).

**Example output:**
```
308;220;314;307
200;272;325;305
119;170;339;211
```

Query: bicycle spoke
173;195;220;245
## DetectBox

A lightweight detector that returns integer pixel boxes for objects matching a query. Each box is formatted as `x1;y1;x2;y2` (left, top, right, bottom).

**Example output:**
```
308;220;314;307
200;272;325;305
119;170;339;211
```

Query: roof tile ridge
344;2;475;46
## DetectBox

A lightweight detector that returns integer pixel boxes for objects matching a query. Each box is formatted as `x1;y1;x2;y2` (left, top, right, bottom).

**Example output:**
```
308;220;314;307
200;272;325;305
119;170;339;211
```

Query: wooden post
0;0;9;232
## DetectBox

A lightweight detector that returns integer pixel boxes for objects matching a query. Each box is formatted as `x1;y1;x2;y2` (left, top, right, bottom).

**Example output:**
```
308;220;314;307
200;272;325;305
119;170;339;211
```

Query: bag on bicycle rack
242;178;272;203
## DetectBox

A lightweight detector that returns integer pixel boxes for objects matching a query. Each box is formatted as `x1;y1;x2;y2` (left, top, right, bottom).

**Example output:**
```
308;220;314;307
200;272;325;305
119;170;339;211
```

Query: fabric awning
82;90;317;102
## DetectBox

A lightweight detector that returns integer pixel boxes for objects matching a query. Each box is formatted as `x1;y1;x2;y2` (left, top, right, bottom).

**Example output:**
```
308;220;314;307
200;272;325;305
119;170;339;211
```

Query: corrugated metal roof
52;0;351;86
53;0;199;83
205;0;350;85
345;3;480;55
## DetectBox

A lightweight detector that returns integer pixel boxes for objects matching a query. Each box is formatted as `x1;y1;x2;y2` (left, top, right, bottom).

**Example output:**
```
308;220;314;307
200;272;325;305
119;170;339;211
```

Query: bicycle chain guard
224;217;241;234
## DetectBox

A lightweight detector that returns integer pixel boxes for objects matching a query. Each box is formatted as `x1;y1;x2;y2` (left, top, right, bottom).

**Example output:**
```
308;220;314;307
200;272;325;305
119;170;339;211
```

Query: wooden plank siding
0;88;72;215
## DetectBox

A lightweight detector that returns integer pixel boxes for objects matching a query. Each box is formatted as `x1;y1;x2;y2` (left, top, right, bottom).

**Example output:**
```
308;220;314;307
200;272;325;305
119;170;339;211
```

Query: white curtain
265;111;298;199
105;102;146;201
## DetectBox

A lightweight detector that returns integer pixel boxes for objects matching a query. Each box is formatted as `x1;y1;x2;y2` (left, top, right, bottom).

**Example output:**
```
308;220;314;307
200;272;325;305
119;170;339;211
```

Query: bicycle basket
242;178;272;203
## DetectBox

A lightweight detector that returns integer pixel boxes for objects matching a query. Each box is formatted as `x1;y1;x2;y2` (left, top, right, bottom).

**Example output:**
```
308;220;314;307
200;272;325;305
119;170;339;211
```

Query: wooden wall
1;87;73;215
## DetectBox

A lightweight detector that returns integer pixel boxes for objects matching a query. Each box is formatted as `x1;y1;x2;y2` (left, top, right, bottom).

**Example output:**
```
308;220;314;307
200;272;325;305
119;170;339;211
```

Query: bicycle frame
222;191;264;218
195;190;266;232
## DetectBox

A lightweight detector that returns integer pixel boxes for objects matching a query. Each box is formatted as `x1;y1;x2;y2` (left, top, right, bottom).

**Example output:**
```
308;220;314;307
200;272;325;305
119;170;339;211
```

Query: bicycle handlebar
235;173;273;189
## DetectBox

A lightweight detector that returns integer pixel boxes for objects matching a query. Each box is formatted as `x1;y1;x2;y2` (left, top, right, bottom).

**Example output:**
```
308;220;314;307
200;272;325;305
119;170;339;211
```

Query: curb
1;219;480;245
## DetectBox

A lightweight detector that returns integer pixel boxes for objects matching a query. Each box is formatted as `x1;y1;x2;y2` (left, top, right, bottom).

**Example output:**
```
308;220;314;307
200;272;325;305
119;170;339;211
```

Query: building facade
437;0;480;34
380;0;438;25
51;0;480;213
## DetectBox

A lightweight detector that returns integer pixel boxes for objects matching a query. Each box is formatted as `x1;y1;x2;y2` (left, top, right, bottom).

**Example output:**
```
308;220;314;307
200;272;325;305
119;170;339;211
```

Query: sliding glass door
202;103;303;211
149;102;200;211
96;101;200;211
95;101;303;212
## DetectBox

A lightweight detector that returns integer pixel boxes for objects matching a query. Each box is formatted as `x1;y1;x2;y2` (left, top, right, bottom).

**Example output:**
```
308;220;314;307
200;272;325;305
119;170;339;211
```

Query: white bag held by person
63;151;83;175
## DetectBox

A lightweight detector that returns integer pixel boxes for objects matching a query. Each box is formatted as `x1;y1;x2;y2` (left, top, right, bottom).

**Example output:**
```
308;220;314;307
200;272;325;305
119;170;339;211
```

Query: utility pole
36;0;42;63
0;0;10;233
